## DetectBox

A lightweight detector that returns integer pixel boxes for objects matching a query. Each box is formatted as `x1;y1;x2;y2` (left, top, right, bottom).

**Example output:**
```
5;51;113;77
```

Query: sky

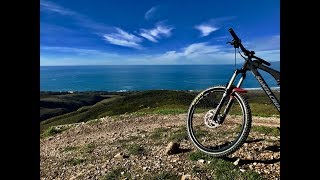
40;0;280;66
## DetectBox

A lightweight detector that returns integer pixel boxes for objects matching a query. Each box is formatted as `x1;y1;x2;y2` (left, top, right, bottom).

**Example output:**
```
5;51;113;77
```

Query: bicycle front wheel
187;86;252;157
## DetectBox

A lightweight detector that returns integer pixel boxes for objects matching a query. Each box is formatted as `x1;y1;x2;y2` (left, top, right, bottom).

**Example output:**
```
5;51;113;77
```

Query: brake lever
228;39;240;48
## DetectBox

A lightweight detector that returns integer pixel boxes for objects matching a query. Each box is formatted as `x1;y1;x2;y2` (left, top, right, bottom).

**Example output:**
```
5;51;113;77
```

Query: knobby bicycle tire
187;86;252;157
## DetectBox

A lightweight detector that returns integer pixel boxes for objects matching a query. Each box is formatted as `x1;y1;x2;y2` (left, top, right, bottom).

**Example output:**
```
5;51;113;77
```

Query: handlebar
228;28;250;55
228;28;240;41
228;28;271;66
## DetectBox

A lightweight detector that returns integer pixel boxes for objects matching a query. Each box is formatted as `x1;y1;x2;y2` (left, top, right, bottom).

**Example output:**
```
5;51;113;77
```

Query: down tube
252;70;280;112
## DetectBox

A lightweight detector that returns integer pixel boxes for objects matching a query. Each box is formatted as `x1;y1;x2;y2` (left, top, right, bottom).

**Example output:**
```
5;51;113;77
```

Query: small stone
198;159;205;163
233;158;240;166
181;174;192;180
240;169;245;172
121;171;124;175
114;152;127;159
143;167;148;171
172;158;179;163
142;156;147;160
165;142;180;155
253;162;257;166
207;161;211;164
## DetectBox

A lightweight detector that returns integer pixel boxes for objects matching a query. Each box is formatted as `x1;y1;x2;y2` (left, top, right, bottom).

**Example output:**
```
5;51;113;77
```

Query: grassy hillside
40;90;280;133
40;90;196;132
40;91;124;121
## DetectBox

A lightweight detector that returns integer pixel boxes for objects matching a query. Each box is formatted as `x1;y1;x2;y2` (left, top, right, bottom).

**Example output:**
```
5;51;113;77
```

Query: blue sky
40;0;280;66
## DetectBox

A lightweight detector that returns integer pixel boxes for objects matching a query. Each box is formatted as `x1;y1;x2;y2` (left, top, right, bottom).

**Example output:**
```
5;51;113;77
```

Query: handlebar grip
228;28;240;41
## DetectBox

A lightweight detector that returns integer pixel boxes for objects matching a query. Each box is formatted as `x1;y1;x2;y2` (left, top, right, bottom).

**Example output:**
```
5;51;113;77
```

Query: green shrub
151;172;179;180
65;158;85;166
169;127;188;142
41;126;70;138
150;127;169;139
251;126;280;136
103;168;130;179
127;144;145;155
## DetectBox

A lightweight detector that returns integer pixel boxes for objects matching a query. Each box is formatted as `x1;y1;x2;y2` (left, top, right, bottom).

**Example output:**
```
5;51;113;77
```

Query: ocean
40;63;280;92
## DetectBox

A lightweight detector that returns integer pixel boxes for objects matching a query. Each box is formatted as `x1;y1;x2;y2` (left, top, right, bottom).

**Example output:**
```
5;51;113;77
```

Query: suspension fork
213;69;246;123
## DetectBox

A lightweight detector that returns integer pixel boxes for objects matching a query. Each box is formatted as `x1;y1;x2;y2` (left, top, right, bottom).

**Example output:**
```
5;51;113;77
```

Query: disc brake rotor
204;109;221;128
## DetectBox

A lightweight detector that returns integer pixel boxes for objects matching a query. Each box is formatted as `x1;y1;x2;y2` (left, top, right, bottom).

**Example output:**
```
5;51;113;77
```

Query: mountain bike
186;28;280;157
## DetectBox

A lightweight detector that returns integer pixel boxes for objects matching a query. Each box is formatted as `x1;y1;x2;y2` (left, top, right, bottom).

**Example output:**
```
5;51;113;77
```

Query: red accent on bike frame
230;87;247;99
232;88;247;93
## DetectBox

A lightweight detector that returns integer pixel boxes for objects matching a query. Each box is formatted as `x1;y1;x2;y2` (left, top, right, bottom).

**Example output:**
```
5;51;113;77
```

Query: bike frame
214;57;280;122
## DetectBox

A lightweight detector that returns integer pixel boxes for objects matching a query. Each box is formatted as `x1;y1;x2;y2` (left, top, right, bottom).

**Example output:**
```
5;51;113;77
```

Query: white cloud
103;28;142;49
139;24;173;42
40;0;76;15
194;25;218;37
183;42;221;56
254;50;280;62
41;46;104;55
194;17;235;37
41;0;113;33
150;42;231;64
152;41;280;64
246;35;280;51
145;6;158;20
40;46;124;66
41;33;280;65
40;42;280;65
140;32;158;42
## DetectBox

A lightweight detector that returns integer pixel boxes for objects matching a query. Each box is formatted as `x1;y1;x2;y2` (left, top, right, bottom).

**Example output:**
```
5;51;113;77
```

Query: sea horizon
40;62;280;67
40;63;280;92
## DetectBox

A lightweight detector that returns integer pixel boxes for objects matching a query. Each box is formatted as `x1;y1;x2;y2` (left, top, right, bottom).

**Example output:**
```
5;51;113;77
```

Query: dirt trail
40;114;280;179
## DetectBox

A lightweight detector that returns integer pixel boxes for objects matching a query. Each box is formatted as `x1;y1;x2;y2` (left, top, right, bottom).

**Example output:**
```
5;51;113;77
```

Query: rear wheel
187;86;252;157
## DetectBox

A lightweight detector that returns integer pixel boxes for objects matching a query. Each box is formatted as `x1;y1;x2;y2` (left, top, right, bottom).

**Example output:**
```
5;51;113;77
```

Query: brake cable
238;48;246;60
234;47;237;68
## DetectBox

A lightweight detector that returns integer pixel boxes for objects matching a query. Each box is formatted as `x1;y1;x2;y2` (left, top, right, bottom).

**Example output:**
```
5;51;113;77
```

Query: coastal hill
40;90;280;179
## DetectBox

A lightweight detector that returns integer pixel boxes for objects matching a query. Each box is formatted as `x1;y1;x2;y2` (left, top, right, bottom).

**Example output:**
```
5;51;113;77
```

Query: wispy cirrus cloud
195;16;235;37
246;35;280;51
40;39;279;65
103;28;143;49
194;25;218;37
40;46;125;66
139;23;173;42
41;46;102;55
155;42;225;60
153;40;279;64
41;0;141;49
148;42;233;64
40;0;76;16
183;42;221;56
145;6;159;20
41;0;113;32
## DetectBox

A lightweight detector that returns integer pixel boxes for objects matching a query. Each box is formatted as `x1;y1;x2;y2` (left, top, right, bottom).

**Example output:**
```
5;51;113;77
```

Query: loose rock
181;174;192;180
165;142;180;155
